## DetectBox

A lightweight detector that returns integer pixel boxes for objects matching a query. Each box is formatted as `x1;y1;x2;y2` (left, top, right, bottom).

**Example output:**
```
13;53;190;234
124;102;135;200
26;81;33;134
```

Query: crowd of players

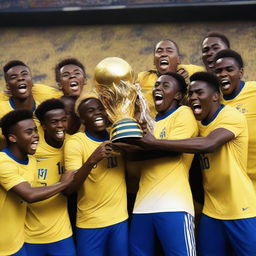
1;31;256;256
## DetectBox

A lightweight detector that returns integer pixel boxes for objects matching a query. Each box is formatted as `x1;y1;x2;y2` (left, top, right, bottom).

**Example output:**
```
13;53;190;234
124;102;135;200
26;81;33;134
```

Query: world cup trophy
94;57;143;142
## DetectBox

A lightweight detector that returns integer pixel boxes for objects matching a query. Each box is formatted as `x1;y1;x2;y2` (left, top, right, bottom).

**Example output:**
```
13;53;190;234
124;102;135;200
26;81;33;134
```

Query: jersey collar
85;130;109;142
2;148;29;165
9;97;36;112
201;104;225;126
155;106;180;122
223;81;245;100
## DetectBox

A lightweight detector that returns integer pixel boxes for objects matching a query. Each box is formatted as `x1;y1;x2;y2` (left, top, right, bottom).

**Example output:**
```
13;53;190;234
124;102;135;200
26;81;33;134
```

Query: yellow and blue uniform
137;64;205;116
220;81;256;190
25;130;72;244
0;148;35;256
64;130;128;256
24;130;75;256
197;104;256;255
130;106;198;256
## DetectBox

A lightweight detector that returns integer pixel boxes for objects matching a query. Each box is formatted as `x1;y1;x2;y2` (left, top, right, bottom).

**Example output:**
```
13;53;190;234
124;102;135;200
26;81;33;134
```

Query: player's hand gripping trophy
94;57;144;142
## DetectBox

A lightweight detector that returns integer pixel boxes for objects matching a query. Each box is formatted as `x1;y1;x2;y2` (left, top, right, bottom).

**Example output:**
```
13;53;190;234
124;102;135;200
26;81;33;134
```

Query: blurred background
0;0;255;89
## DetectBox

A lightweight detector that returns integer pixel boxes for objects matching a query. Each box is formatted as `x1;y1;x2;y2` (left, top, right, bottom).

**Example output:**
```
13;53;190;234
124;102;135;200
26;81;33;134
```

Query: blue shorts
76;220;128;256
24;236;76;256
129;212;196;256
11;244;27;256
198;214;256;256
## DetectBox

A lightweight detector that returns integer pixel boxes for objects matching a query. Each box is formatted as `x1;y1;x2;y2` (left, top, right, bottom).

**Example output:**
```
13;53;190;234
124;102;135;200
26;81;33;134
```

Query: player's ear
8;134;17;143
41;123;47;131
174;91;182;102
239;67;244;80
212;91;220;102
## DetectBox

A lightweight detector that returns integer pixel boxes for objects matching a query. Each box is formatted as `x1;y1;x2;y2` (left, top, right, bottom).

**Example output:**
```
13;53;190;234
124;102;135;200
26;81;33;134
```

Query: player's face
214;57;243;96
42;109;67;143
202;37;228;71
59;64;86;97
79;98;109;134
188;80;219;121
61;98;81;135
154;40;180;75
5;65;33;100
153;75;181;115
10;119;39;155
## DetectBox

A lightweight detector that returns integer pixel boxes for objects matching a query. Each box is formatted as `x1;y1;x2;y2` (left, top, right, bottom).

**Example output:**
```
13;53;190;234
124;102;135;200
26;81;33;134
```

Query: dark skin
7;119;75;203
42;109;67;148
5;65;36;111
116;80;234;156
64;98;116;195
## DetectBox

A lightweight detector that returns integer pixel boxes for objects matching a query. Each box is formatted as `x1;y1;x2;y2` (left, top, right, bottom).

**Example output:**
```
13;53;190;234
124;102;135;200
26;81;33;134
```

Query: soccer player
137;39;204;116
64;93;128;256
133;72;256;255
126;73;198;256
0;109;74;256
201;31;230;72
54;58;86;98
213;49;256;190
24;99;76;256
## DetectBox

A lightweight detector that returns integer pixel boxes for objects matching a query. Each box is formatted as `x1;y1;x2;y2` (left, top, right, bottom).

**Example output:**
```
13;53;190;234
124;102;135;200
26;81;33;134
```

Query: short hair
161;72;187;96
190;72;220;93
202;31;230;48
3;60;30;81
213;49;244;68
154;39;180;55
35;98;65;124
55;58;86;82
1;109;33;143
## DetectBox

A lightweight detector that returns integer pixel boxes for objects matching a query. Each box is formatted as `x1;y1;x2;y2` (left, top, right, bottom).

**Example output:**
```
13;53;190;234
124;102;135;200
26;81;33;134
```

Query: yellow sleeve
32;84;63;103
215;108;246;138
0;161;26;191
64;135;86;171
168;107;198;140
178;64;205;77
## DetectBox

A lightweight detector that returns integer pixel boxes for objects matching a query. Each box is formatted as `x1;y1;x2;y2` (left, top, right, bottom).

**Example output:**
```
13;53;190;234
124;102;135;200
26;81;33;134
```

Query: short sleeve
0;161;26;191
64;135;86;171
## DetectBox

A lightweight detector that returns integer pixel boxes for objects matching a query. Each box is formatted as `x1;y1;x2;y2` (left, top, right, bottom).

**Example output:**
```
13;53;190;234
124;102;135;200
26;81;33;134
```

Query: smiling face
58;64;86;97
188;80;220;122
153;75;181;115
214;57;243;96
78;98;109;137
5;65;33;100
42;109;67;147
9;119;39;155
154;40;180;75
201;37;228;72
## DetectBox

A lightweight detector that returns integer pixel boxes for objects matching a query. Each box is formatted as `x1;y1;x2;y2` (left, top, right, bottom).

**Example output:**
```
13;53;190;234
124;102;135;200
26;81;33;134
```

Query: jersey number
199;154;210;169
57;162;64;174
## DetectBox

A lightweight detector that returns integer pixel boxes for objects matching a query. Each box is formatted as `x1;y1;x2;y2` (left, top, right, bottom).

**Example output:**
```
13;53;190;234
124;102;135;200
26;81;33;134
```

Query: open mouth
192;103;202;115
154;92;163;106
94;117;104;127
18;84;27;94
220;80;231;90
31;140;38;150
207;60;214;69
56;130;65;139
70;81;79;91
159;59;169;69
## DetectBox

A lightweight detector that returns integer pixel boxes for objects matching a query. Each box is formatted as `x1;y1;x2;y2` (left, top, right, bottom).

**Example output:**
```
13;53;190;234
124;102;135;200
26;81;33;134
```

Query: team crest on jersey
235;104;247;114
159;127;166;139
38;168;48;180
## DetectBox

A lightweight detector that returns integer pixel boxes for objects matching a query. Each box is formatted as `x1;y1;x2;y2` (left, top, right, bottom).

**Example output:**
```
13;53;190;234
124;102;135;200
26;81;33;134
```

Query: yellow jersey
0;149;35;255
25;130;72;244
220;81;256;190
199;105;256;219
133;106;198;216
64;131;128;228
137;64;205;116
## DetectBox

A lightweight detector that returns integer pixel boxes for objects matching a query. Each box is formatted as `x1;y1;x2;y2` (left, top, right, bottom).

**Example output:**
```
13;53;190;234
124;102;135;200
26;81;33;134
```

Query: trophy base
111;118;143;142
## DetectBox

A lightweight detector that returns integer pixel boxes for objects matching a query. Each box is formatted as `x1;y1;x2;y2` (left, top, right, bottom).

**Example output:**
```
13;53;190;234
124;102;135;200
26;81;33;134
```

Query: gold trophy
94;57;143;142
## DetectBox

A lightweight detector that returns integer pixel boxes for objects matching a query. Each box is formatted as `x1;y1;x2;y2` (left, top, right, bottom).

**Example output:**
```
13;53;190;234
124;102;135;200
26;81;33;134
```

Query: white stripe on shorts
184;213;197;256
